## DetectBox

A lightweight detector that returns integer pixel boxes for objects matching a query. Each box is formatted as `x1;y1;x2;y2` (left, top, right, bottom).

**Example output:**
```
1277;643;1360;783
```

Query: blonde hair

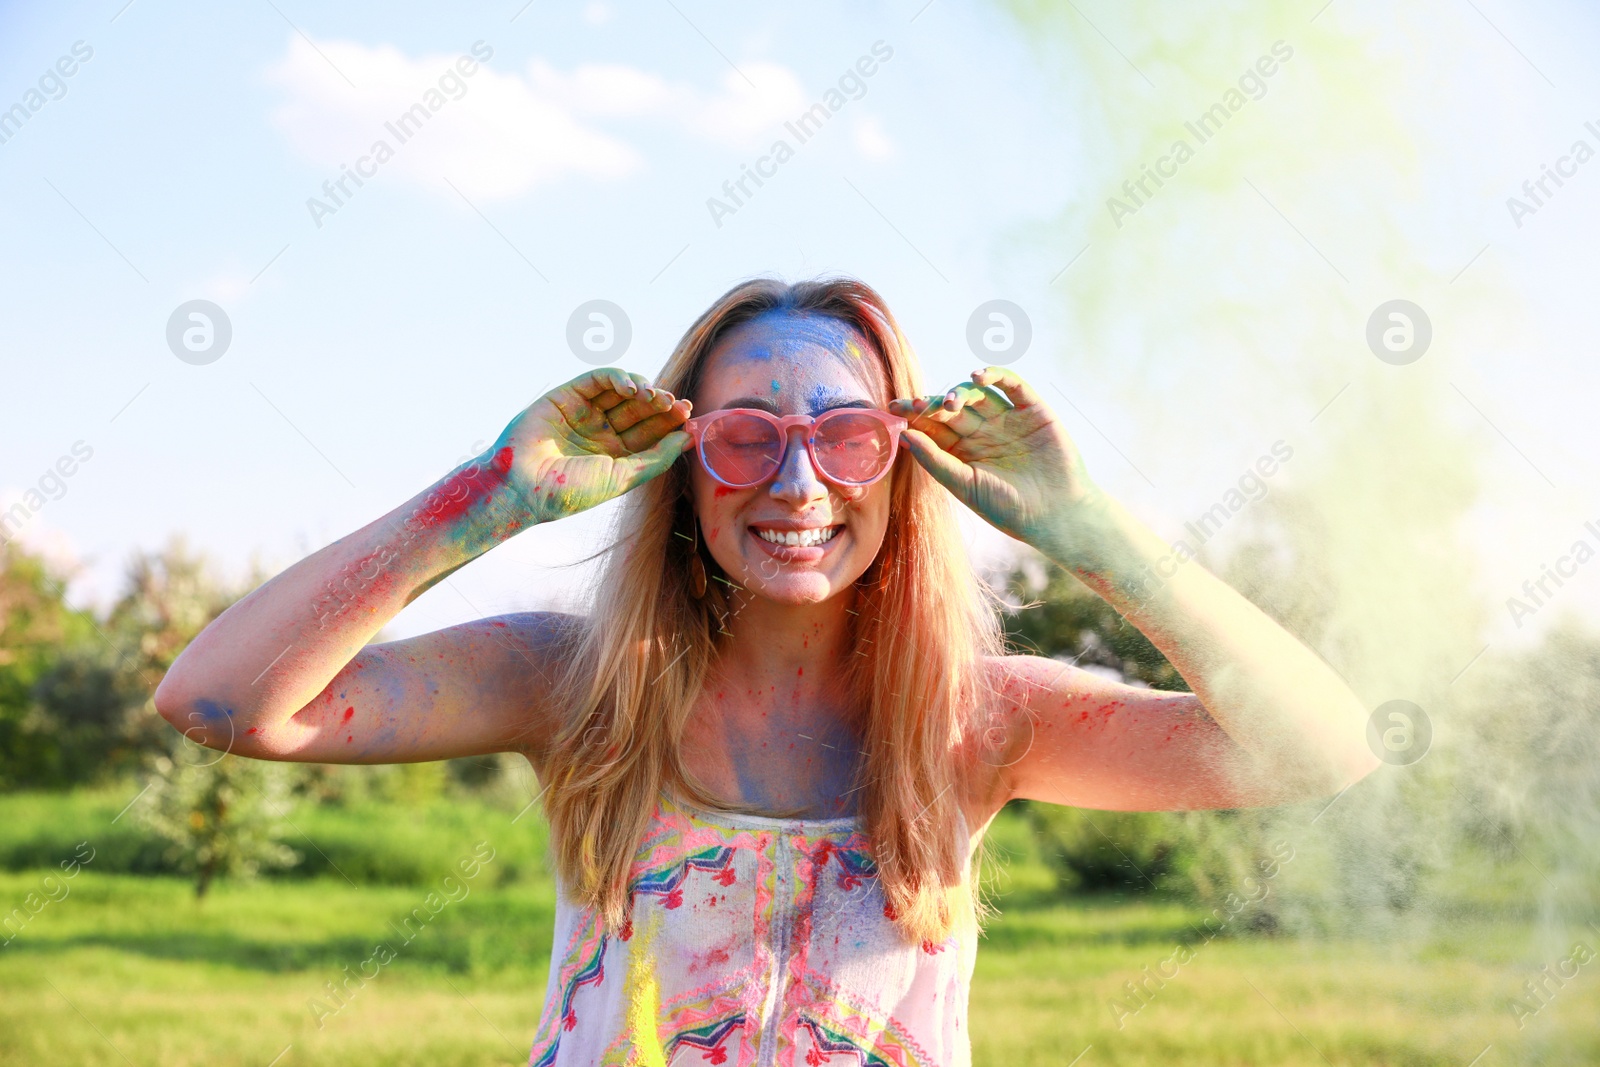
538;277;1003;945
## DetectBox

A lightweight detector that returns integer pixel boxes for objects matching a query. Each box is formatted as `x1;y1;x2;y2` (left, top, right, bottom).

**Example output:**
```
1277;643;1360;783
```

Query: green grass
1;788;1595;1066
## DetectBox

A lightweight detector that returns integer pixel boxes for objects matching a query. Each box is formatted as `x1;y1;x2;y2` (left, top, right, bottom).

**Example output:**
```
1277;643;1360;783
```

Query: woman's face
689;310;894;606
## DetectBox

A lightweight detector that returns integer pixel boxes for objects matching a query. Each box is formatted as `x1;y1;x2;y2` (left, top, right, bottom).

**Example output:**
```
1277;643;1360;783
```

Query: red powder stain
691;945;731;972
1077;711;1089;722
414;447;514;530
246;727;258;735
713;485;738;498
797;667;804;677
492;621;507;628
343;707;354;723
346;735;353;743
708;527;719;539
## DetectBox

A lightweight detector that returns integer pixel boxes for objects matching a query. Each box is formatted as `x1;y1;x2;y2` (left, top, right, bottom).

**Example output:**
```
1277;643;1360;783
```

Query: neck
714;586;858;700
688;586;866;816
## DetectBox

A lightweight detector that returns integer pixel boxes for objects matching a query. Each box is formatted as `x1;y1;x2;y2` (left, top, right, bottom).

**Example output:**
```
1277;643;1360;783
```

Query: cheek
690;469;745;541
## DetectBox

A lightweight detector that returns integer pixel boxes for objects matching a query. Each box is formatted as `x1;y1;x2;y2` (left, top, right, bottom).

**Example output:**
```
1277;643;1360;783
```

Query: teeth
755;526;839;548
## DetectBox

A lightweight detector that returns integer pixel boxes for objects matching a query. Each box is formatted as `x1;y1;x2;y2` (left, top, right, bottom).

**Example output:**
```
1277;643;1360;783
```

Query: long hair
538;277;1004;945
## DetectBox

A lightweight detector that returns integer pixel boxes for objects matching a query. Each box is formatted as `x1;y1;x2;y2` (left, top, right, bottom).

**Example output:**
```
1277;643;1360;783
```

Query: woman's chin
736;563;851;604
745;572;841;605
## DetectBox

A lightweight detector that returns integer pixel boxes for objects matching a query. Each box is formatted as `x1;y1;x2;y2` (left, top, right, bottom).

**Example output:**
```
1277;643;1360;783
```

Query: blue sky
2;0;1598;647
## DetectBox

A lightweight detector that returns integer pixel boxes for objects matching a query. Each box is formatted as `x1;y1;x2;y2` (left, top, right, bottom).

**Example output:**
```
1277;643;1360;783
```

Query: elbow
151;670;187;731
151;672;241;754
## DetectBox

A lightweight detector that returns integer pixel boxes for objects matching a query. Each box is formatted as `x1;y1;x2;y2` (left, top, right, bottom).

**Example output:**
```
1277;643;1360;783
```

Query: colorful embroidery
528;793;977;1067
529;916;609;1067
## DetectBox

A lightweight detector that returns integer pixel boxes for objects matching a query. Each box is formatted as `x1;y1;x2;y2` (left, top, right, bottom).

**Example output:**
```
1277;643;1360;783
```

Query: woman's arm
153;368;691;766
893;368;1379;812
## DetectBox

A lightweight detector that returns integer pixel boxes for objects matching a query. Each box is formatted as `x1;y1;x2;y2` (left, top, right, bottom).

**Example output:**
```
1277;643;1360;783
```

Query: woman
155;277;1377;1065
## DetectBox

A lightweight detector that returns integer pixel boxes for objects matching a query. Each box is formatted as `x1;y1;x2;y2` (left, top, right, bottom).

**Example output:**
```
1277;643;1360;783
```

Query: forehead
696;310;887;413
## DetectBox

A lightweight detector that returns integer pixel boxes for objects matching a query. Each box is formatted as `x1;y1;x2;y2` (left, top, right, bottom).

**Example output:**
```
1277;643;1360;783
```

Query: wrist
1033;490;1167;600
410;448;540;553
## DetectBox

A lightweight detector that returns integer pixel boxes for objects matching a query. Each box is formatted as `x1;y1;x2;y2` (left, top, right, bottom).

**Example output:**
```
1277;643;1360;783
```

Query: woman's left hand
888;367;1099;559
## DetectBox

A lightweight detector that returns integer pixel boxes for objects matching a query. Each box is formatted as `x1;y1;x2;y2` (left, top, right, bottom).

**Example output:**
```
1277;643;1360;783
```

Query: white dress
528;791;979;1066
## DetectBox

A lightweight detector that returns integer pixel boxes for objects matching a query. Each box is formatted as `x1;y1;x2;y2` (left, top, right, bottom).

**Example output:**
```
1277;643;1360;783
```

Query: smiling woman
153;275;1377;1065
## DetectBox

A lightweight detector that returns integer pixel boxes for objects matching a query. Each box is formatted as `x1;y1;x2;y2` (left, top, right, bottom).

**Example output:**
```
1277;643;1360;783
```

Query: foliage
137;753;302;898
1022;802;1286;928
0;545;112;789
996;555;1186;691
0;539;246;790
0;785;550;888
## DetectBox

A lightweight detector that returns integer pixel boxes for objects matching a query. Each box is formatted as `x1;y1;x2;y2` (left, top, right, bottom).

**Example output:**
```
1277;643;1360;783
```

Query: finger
616;429;691;490
560;379;669;437
888;394;948;424
906;416;962;452
926;383;997;436
960;381;1013;419
590;372;654;410
605;386;679;435
901;428;973;499
904;392;982;439
618;399;692;453
971;366;1045;409
569;367;640;403
552;390;616;437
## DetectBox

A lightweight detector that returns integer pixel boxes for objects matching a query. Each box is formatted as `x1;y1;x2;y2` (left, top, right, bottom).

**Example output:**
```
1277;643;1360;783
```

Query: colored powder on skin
713;485;738;499
805;383;854;415
771;379;782;393
414;446;514;531
342;707;354;723
193;698;233;723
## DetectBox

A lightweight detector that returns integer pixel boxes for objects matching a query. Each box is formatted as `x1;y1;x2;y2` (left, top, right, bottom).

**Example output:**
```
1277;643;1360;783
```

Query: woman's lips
747;524;844;564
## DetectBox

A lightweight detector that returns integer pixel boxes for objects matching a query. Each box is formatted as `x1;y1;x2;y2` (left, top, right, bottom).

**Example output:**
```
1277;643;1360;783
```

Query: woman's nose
769;427;828;506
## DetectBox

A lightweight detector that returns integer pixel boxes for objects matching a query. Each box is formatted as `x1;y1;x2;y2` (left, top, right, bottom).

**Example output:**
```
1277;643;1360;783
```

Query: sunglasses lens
814;412;895;484
700;413;783;485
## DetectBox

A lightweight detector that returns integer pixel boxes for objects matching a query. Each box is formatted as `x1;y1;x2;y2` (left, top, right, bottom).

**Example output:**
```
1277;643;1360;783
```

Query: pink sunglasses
682;408;908;488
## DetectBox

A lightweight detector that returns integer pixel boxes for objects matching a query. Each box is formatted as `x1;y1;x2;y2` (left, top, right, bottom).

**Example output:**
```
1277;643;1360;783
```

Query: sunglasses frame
682;407;909;489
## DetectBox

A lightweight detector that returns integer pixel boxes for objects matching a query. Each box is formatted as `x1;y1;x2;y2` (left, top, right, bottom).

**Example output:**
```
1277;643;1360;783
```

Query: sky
1;0;1597;649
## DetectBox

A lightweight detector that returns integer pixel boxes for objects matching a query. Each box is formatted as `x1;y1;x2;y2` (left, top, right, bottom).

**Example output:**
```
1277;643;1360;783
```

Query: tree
139;751;302;898
0;543;110;789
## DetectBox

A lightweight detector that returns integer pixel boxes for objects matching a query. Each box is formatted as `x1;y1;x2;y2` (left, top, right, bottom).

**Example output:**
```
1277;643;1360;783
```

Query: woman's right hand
495;368;692;524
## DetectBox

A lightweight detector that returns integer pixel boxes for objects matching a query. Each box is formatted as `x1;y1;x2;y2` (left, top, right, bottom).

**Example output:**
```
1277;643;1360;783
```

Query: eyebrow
720;396;877;415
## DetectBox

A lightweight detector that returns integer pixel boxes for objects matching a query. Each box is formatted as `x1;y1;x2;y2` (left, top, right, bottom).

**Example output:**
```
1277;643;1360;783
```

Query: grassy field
1;786;1594;1066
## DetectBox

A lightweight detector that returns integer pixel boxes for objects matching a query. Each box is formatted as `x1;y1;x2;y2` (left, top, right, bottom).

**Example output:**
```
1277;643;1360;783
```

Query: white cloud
853;113;895;161
526;58;806;148
265;37;806;202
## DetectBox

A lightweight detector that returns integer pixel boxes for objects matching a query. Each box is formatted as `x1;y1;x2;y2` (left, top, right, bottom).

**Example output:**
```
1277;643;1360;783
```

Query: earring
688;519;708;599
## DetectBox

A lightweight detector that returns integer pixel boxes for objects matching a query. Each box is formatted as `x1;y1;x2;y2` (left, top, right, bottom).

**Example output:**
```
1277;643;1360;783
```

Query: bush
1024;801;1287;931
138;753;302;897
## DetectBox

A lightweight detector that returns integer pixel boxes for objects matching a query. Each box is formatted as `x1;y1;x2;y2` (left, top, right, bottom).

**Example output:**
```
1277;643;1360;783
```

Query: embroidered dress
529;791;978;1067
